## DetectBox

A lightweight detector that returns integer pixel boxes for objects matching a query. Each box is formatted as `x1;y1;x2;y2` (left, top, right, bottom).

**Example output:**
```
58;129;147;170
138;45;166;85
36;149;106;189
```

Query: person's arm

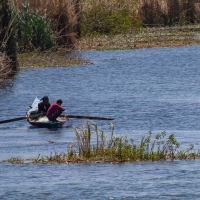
46;103;51;111
56;104;65;111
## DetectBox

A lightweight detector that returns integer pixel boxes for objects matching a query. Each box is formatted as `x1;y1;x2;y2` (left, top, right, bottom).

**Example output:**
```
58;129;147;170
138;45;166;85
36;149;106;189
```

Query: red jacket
46;102;65;117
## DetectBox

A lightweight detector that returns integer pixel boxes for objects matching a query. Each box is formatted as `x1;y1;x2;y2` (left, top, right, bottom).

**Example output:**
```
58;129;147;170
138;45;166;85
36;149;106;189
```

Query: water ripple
1;46;200;199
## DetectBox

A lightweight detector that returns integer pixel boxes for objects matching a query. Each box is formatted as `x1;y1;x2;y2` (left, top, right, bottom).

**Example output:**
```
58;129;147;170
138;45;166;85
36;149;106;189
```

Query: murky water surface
1;46;200;199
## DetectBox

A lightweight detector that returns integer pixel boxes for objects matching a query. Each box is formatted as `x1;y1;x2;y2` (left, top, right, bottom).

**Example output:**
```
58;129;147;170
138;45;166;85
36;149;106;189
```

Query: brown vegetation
136;0;198;25
81;0;199;27
11;0;200;40
0;0;17;71
0;0;16;85
2;0;200;69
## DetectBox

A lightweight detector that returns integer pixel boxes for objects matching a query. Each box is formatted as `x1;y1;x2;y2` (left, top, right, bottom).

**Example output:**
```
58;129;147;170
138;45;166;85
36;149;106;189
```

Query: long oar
0;113;43;125
0;113;114;125
0;116;27;124
61;114;114;120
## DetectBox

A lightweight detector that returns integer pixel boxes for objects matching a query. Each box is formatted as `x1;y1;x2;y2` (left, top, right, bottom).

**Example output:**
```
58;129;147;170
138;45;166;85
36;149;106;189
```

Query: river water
1;45;200;199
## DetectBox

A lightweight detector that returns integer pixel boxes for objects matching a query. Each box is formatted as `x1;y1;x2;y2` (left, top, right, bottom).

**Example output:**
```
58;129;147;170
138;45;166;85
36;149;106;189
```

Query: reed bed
81;0;139;35
81;0;200;36
0;0;17;72
0;0;16;89
4;0;200;67
10;0;200;39
136;0;198;25
2;122;199;164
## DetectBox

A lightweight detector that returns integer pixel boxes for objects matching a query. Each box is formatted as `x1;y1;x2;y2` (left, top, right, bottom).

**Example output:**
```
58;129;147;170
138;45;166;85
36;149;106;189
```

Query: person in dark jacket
38;96;51;114
46;99;65;121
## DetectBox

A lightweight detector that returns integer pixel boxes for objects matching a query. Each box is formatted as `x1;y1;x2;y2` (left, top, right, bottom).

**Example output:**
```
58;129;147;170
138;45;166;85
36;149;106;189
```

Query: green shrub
81;1;141;36
16;1;54;51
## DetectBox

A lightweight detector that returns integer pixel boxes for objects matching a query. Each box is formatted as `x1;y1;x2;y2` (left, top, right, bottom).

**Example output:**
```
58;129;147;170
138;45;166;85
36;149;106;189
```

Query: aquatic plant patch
1;122;200;164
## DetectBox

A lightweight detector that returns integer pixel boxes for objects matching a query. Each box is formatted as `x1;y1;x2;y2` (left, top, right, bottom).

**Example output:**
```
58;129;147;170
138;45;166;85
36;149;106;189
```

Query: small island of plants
2;122;199;164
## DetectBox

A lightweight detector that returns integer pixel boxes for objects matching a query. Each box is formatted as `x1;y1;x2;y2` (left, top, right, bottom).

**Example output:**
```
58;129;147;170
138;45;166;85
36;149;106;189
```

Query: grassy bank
2;123;199;164
76;24;200;50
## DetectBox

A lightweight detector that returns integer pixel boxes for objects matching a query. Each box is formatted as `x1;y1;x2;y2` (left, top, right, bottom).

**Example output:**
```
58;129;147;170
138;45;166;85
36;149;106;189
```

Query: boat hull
28;120;65;129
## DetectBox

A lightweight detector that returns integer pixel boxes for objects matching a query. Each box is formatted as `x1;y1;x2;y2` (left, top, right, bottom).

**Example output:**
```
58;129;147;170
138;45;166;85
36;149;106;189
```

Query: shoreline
18;25;200;68
75;25;200;50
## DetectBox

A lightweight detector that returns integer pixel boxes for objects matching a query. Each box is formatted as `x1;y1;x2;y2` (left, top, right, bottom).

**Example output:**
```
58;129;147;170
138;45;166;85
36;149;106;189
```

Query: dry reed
0;1;15;84
0;53;12;82
136;0;198;25
81;0;199;27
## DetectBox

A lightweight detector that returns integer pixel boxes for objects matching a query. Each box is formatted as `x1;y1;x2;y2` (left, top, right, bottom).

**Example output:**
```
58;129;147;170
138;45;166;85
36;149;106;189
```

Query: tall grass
12;0;81;47
0;0;17;71
0;0;17;90
67;122;198;163
9;0;200;44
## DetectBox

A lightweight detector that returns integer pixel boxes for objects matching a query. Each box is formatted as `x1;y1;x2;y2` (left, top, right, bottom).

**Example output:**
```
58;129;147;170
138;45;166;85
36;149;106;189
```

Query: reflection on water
1;45;200;199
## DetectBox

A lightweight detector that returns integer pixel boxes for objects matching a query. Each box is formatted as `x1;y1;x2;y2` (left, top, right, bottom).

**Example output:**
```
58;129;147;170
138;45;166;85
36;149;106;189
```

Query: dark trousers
47;110;63;121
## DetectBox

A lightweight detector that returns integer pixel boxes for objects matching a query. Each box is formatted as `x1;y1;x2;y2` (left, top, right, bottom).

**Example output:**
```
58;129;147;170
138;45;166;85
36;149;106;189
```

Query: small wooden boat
26;97;68;129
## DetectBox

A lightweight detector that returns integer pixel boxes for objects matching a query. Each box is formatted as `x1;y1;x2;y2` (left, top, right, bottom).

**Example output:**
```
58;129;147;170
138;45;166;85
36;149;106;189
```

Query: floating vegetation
33;152;68;164
2;123;200;164
18;48;92;68
2;157;25;164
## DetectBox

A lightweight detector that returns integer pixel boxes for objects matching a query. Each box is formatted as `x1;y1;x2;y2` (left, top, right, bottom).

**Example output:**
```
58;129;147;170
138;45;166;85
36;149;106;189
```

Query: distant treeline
0;0;200;76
